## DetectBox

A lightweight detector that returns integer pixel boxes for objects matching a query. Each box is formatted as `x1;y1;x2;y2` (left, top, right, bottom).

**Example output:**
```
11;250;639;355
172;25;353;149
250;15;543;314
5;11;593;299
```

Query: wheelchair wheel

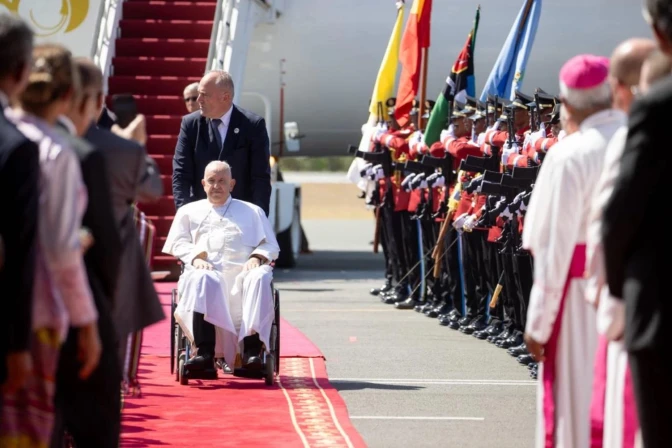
274;289;281;375
170;290;177;375
265;353;275;385
178;357;188;385
174;324;182;382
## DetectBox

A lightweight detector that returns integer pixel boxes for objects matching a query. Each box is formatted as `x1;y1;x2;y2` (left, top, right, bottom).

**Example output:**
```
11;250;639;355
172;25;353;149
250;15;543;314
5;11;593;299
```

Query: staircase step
138;195;176;217
147;134;179;157
108;76;201;96
145;115;183;135
112;57;207;77
119;19;213;39
123;2;216;21
150;154;173;174
115;38;210;58
152;236;169;256
145;216;175;237
151;255;180;275
106;94;189;116
160;175;173;199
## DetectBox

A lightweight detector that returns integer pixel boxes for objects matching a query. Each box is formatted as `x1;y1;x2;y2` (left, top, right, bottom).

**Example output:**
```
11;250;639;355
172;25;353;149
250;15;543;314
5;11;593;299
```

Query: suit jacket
84;123;165;337
97;106;117;130
54;126;122;311
0;108;40;384
602;75;672;352
172;105;272;215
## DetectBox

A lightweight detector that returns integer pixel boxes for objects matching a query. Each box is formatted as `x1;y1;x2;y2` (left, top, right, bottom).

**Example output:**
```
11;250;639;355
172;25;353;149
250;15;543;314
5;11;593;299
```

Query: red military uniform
441;134;482;169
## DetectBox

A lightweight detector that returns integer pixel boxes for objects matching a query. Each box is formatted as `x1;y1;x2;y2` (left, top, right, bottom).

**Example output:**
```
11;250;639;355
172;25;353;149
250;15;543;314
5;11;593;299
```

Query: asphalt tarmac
275;218;537;448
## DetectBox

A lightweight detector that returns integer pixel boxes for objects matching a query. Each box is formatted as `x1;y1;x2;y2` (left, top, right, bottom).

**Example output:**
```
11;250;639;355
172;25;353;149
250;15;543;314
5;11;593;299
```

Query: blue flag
479;0;542;101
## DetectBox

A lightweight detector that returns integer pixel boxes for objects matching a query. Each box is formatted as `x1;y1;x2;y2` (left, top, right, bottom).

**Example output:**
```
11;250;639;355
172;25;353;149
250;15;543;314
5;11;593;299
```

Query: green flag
423;6;480;146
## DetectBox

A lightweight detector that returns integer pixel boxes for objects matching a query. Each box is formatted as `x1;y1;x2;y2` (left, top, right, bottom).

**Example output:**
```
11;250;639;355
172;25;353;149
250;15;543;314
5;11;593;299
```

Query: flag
365;1;405;125
423;6;480;146
394;0;433;127
479;0;542;101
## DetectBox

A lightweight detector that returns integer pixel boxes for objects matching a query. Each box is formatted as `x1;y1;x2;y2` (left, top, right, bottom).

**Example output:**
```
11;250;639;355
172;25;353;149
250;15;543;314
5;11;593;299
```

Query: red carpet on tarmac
121;283;365;447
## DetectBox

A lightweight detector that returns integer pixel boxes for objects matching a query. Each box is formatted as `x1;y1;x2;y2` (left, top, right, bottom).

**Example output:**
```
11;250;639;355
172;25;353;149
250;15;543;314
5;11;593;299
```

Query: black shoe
528;362;538;370
517;354;534;365
383;293;407;304
216;358;233;374
185;353;215;371
395;298;420;310
530;368;538;380
491;329;511;344
498;332;523;349
461;317;488;335
243;354;263;370
438;309;457;325
508;343;528;357
370;282;393;296
418;302;435;313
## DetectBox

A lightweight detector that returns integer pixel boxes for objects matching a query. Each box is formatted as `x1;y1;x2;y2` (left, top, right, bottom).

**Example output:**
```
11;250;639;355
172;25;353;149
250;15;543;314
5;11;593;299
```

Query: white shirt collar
0;90;9;109
579;108;626;132
218;106;233;127
57;115;77;136
210;195;233;211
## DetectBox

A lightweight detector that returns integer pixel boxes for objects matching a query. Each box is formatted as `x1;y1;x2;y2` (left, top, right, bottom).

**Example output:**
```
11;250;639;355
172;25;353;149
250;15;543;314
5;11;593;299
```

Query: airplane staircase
105;0;277;276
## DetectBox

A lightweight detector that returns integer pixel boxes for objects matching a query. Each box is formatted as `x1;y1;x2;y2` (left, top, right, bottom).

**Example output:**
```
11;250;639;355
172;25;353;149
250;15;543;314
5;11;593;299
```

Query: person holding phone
172;70;272;215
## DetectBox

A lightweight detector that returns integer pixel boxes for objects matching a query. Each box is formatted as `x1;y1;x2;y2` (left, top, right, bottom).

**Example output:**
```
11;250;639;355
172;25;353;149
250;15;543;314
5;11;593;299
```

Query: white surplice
162;197;280;364
523;109;626;448
586;126;638;448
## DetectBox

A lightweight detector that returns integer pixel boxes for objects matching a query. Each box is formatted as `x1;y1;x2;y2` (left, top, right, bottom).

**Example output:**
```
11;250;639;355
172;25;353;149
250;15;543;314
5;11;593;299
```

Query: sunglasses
184;96;197;103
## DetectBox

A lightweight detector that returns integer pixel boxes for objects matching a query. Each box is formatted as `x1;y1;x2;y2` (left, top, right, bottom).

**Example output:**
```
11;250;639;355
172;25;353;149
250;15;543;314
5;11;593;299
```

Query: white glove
463;214;478;232
433;176;446;187
374;166;385;181
501;142;519;166
476;132;486;147
372;124;388;143
529;128;546;146
452;213;468;231
401;173;416;191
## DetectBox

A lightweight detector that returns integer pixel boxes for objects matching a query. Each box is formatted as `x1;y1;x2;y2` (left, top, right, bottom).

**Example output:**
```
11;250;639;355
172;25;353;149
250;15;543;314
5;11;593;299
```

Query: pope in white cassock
522;54;626;448
162;161;280;372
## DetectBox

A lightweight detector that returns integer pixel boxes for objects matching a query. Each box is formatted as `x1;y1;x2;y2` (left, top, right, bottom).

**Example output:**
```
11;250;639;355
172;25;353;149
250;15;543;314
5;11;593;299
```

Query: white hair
184;82;198;92
204;160;231;177
559;80;612;110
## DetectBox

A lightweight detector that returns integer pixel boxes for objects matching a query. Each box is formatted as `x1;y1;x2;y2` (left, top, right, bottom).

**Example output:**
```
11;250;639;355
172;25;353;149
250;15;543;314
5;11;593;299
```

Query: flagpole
418;47;429;130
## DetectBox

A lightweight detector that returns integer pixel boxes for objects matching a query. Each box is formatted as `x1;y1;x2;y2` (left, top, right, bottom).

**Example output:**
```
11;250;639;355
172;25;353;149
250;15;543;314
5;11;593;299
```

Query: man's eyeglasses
184;96;197;103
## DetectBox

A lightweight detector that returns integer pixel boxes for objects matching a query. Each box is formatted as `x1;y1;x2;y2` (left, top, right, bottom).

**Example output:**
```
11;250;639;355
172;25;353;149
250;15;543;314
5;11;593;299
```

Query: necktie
211;118;223;150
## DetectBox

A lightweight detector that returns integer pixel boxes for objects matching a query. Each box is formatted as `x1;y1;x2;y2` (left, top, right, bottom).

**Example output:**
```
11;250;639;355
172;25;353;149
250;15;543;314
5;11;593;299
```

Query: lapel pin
234;128;239;134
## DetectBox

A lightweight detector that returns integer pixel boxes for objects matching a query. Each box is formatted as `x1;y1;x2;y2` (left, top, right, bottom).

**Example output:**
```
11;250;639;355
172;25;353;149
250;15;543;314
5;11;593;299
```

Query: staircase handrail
92;0;126;95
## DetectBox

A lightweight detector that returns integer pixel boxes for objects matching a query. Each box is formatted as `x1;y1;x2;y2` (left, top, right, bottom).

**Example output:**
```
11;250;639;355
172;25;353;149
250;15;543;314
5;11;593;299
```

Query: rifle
534;93;542;129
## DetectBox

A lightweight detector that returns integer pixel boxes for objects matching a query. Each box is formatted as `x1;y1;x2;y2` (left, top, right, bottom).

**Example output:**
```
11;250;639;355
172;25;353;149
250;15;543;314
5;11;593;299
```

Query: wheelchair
169;265;281;386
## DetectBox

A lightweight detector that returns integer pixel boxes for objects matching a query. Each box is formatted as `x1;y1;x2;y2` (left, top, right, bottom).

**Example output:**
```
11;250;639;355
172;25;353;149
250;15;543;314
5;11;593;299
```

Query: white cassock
522;109;626;448
585;126;639;448
162;197;280;366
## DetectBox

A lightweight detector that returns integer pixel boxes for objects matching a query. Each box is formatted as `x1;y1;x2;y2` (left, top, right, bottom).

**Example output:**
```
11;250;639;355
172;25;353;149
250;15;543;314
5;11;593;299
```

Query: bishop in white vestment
522;55;626;448
163;161;280;371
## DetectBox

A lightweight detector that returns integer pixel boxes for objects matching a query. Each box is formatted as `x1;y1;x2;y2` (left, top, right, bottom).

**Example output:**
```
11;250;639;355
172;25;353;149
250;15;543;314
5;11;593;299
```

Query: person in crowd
184;81;199;113
522;54;625;448
585;37;655;448
603;1;672;445
1;39;101;447
0;13;40;402
49;49;124;448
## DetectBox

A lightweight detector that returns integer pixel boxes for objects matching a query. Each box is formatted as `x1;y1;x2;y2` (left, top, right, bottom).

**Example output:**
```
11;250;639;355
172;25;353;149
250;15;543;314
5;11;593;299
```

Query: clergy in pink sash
522;54;626;448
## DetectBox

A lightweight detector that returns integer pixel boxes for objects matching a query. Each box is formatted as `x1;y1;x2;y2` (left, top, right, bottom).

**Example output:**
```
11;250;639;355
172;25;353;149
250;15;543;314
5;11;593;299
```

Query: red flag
394;0;432;127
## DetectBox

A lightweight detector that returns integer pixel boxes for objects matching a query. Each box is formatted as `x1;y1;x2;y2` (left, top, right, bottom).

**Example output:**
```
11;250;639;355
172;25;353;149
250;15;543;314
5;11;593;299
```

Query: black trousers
399;211;421;299
436;228;463;313
51;295;121;448
377;209;394;285
482;237;503;322
193;312;261;357
629;349;672;448
499;249;519;332
463;230;489;320
380;202;407;291
513;252;533;330
418;217;439;303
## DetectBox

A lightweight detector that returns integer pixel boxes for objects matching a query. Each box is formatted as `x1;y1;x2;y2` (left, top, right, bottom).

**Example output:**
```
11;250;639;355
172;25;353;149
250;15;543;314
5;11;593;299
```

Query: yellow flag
366;2;405;123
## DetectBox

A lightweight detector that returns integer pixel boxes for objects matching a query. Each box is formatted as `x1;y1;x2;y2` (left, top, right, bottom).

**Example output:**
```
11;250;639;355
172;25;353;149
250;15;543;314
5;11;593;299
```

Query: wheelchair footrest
232;368;266;379
184;367;218;380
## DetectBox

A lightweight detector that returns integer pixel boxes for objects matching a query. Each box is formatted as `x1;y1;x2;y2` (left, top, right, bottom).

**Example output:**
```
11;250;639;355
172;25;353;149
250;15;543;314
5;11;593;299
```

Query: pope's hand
193;258;214;270
77;322;102;380
244;257;261;271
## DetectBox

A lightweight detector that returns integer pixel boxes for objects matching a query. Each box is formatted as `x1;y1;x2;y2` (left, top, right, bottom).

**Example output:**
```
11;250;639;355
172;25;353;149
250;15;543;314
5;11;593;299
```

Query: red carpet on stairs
108;0;216;274
121;283;366;447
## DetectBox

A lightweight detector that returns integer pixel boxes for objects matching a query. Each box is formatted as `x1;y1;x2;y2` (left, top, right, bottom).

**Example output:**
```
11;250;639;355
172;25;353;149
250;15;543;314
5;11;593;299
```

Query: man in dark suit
49;63;124;447
75;57;165;364
172;70;272;215
0;14;39;394
602;1;672;445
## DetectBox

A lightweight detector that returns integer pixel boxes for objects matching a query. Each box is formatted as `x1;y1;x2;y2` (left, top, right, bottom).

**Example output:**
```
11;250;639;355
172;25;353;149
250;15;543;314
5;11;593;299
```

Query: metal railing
92;0;126;95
